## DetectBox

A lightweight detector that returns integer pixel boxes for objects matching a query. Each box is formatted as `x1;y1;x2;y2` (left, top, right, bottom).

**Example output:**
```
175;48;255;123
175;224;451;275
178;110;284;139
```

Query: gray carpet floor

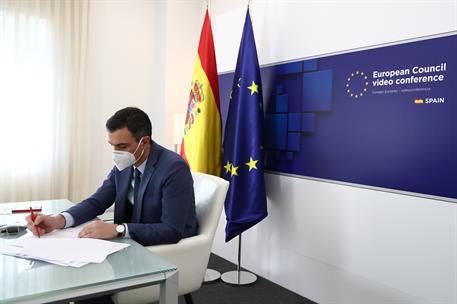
179;253;317;304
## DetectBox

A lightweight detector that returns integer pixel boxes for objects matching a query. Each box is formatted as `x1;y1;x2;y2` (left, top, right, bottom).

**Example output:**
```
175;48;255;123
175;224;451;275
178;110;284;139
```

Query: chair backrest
112;173;229;304
191;172;229;237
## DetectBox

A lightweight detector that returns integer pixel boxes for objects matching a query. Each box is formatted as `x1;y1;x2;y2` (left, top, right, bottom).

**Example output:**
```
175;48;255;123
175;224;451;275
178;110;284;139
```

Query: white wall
80;1;457;303
75;0;203;201
210;1;457;304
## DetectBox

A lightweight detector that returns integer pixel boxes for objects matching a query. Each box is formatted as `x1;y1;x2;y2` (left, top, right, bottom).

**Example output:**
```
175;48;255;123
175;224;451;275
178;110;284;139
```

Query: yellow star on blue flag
224;160;232;173
231;165;239;176
247;81;259;95
245;157;258;171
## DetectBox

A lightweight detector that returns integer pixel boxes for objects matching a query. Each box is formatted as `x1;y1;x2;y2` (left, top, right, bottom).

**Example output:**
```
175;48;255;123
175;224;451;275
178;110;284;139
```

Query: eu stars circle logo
346;70;368;99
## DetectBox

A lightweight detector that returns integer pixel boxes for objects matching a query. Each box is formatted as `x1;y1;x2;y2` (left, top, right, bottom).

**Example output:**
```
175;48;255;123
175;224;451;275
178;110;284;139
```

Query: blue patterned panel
301;113;316;132
276;84;284;95
288;113;301;132
277;61;303;75
265;114;287;150
302;70;333;112
302;59;317;72
276;94;289;113
287;133;300;152
286;151;294;161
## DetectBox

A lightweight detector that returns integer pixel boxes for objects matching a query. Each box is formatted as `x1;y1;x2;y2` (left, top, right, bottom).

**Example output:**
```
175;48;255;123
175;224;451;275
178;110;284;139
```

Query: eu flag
222;9;268;242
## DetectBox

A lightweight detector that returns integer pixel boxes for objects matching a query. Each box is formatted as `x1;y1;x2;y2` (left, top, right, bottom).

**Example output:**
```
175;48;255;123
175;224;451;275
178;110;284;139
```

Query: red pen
12;208;42;214
30;207;41;238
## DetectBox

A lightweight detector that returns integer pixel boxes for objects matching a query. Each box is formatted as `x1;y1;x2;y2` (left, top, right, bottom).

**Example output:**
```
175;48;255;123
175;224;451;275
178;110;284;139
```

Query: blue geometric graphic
287;133;300;152
302;70;333;112
265;58;333;159
276;94;288;113
288;113;301;132
265;114;287;150
301;113;315;132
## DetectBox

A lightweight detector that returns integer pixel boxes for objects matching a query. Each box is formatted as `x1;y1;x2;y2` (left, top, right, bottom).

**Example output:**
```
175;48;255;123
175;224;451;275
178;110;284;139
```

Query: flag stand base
221;270;257;285
221;233;257;285
203;269;221;283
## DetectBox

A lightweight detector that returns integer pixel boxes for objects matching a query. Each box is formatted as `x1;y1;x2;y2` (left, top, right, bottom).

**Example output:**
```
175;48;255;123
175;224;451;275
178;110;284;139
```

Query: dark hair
106;107;152;142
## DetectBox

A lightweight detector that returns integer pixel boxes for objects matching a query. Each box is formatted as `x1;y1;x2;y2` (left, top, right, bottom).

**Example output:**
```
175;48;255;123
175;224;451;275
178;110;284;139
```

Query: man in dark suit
27;107;198;247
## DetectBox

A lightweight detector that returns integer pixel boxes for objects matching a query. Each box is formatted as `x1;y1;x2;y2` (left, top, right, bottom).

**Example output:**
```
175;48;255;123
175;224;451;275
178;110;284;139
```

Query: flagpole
201;2;221;283
221;233;257;285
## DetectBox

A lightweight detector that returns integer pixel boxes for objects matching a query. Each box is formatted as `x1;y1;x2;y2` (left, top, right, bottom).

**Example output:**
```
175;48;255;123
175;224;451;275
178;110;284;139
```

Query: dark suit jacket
65;142;198;246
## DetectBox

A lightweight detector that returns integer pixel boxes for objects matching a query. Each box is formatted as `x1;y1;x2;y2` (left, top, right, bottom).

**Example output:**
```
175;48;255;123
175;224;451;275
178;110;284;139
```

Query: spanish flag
180;9;222;176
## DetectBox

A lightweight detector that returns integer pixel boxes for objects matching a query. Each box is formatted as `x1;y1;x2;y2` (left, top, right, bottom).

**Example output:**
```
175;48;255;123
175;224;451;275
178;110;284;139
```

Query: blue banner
219;34;457;201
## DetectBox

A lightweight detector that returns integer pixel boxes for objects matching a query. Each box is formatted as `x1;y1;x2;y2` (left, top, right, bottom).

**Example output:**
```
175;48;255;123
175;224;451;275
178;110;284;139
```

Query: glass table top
0;199;176;303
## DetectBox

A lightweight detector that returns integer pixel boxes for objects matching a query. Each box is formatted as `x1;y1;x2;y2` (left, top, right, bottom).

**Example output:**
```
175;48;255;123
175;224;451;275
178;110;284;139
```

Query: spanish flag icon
414;98;424;104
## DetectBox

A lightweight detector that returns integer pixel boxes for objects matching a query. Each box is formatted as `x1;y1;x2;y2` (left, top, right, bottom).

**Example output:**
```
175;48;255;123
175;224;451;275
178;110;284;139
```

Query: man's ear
143;136;151;145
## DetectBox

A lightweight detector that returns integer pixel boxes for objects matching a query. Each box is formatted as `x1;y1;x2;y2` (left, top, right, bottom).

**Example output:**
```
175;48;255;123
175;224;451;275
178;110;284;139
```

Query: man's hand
25;214;66;236
78;220;117;240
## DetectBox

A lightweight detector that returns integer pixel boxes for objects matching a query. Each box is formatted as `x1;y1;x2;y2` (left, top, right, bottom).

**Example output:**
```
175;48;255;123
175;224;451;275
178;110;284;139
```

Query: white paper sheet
0;221;130;267
41;221;93;238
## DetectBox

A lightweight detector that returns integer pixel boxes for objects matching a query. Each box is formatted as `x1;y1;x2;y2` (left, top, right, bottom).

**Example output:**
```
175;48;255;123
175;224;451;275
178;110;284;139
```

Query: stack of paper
0;222;130;267
41;222;97;239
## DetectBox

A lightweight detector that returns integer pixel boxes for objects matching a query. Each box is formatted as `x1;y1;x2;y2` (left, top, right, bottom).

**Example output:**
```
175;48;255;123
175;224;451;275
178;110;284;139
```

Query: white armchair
113;172;229;304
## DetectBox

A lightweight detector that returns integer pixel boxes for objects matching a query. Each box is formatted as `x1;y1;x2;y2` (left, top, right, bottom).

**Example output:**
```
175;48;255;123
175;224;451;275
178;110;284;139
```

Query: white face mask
112;137;145;171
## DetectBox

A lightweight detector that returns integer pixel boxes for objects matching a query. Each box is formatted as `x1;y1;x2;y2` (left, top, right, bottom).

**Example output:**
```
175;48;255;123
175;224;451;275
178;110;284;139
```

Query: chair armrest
147;234;213;295
147;234;211;256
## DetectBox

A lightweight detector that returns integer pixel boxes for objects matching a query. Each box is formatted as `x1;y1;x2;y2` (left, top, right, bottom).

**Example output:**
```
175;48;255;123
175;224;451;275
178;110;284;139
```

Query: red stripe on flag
180;138;189;165
197;10;221;112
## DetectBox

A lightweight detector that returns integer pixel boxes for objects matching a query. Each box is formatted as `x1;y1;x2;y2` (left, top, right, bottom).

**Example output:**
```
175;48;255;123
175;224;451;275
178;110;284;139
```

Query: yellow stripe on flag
182;55;222;176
